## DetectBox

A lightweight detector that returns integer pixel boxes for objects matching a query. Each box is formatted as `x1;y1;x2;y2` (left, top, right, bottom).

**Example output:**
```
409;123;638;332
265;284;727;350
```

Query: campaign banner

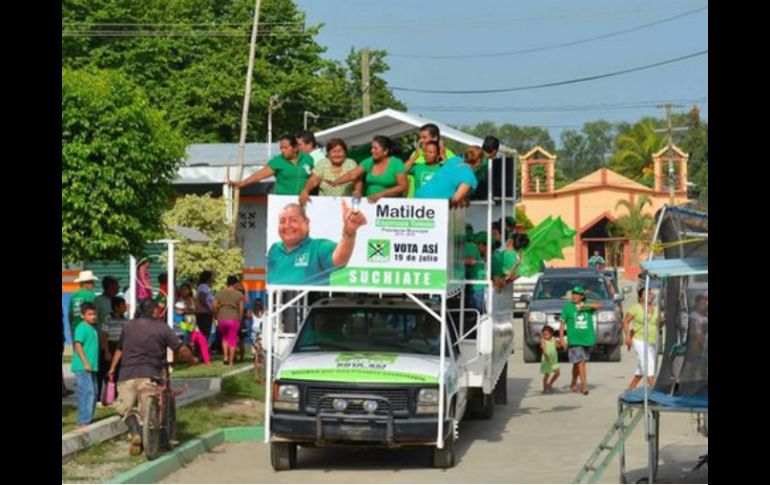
266;195;450;291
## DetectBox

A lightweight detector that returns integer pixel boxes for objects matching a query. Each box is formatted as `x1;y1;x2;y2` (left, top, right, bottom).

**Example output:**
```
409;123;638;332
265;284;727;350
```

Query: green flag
516;216;576;277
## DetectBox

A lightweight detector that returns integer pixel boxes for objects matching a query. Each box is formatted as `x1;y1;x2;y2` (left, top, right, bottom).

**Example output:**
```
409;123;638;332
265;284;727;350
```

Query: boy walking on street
71;302;99;428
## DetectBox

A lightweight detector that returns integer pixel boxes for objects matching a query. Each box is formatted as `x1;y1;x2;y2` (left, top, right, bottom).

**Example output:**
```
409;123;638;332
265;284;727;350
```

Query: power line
389;6;707;59
408;98;708;113
60;4;707;32
391;50;707;94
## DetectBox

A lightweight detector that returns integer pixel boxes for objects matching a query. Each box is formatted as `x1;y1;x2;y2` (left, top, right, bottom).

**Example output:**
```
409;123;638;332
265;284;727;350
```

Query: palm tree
609;121;664;186
613;196;655;266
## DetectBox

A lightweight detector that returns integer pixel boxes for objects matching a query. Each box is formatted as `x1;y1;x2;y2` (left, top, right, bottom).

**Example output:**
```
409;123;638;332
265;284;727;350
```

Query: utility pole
654;103;687;205
303;111;319;130
229;0;262;248
361;47;371;117
267;95;282;158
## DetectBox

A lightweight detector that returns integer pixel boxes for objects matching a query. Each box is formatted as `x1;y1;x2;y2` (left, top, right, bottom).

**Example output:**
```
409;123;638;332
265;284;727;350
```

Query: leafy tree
558;120;616;180
62;68;185;264
610;195;655;266
608;120;663;186
62;0;405;142
162;194;244;290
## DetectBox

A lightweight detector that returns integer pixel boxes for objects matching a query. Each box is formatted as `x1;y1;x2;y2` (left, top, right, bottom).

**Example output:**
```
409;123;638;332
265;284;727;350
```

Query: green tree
162;194;244;290
558;120;616;180
62;68;185;264
608;120;664;186
62;0;405;142
611;196;655;266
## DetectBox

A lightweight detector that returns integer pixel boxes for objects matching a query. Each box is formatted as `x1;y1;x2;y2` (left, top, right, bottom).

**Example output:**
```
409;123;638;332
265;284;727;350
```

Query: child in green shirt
71;302;100;428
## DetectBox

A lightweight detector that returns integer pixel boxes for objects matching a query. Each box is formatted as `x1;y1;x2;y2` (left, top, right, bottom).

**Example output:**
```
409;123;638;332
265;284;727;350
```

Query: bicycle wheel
161;393;177;449
143;395;162;460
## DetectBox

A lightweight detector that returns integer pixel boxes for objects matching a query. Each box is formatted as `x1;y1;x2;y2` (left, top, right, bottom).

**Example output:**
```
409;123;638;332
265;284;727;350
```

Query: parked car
521;268;624;363
513;273;541;317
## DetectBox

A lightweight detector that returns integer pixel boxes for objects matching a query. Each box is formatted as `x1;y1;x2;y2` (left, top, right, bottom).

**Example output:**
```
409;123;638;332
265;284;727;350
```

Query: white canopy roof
315;109;515;155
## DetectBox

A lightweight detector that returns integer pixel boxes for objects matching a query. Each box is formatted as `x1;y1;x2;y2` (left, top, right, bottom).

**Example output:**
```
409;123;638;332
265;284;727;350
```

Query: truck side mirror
613;294;625;303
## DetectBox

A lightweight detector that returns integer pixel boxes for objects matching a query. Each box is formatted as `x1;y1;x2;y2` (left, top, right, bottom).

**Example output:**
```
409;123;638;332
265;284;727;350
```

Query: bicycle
137;361;180;460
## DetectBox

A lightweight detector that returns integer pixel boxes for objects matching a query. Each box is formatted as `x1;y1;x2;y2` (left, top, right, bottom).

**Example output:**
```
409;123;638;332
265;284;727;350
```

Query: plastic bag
101;380;116;406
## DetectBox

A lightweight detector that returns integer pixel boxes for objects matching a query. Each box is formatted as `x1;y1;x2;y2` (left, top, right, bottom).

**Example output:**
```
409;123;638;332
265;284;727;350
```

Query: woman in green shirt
331;136;408;203
622;287;660;390
299;138;362;205
237;135;314;195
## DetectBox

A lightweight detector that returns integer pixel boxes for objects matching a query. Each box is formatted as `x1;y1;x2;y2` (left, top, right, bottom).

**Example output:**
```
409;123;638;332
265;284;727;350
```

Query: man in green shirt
559;286;602;395
406;140;443;193
236;135;314;195
267;201;367;286
71;302;100;428
405;124;455;197
68;271;98;339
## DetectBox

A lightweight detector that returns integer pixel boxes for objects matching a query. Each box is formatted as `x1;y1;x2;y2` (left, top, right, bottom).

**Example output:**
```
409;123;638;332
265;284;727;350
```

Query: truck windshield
295;308;441;356
534;277;610;301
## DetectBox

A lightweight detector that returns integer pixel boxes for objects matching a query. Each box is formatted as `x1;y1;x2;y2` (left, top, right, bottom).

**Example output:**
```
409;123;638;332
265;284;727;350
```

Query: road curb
107;426;264;484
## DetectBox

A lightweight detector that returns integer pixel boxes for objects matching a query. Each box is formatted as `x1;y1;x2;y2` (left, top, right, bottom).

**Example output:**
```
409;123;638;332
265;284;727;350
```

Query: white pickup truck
268;293;514;470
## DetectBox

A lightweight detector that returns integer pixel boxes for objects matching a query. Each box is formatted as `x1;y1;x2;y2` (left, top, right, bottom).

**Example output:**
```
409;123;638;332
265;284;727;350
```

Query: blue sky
294;0;708;144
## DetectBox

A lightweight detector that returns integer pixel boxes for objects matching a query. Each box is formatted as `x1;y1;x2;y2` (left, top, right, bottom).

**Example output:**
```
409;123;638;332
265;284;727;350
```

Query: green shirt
588;255;606;268
267;237;338;286
560;301;597;347
502;250;520;275
359;157;406;196
267;153;315;195
627;303;659;344
312;158;358;196
71;322;99;372
410;163;442;192
465;243;485;291
407;147;455;197
68;288;95;335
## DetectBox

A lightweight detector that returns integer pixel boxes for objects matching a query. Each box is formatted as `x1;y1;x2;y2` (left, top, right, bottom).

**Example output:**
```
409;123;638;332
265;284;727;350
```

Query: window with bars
239;211;257;229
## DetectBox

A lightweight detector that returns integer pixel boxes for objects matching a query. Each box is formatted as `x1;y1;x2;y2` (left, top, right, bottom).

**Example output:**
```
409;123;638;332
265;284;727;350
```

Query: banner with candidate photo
265;195;451;291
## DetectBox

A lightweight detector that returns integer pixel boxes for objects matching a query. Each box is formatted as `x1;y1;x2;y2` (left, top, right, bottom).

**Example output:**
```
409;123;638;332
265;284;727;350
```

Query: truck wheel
432;426;456;468
522;344;539;363
494;363;508;405
270;442;297;471
476;393;494;420
608;344;621;362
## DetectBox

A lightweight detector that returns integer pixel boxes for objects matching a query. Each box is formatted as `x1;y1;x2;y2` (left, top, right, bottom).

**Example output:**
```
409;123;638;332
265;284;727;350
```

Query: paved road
162;319;707;484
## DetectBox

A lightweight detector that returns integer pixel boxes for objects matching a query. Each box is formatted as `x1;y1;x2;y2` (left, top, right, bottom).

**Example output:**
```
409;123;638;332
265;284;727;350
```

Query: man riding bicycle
108;299;198;455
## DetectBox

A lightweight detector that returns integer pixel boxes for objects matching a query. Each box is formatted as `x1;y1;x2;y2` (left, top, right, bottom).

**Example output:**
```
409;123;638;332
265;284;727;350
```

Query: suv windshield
534;277;610;301
295;308;442;355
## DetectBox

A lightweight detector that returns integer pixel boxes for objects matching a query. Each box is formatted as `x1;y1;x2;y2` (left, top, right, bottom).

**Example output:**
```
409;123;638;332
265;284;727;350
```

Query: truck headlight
529;311;546;323
597;311;616;322
273;383;300;411
417;388;439;414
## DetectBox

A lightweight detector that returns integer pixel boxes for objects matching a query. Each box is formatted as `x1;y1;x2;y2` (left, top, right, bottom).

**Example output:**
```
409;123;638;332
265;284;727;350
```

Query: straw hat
73;270;99;283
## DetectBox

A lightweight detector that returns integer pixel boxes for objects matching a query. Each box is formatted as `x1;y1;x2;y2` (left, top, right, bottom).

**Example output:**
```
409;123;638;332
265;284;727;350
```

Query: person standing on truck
405;140;443;194
267;201;367;286
330;136;409;204
404;124;455;196
414;146;485;207
236;135;314;195
559;286;602;395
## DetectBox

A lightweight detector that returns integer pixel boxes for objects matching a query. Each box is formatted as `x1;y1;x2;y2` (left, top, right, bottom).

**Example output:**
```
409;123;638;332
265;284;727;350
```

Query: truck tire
270;442;297;471
607;344;621;362
494;363;508;405
432;424;456;468
523;344;539;363
465;390;493;419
